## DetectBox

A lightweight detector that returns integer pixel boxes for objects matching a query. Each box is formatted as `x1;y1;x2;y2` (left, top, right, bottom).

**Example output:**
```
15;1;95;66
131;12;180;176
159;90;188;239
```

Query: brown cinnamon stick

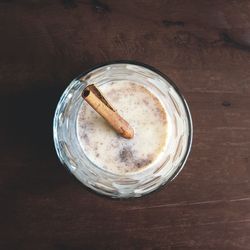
82;84;134;139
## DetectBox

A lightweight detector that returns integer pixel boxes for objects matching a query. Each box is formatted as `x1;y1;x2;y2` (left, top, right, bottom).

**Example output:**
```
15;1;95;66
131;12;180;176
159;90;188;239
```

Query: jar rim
53;61;193;197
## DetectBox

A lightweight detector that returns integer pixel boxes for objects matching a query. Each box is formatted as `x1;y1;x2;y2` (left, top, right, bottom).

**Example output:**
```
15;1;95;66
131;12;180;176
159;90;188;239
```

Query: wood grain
0;0;250;249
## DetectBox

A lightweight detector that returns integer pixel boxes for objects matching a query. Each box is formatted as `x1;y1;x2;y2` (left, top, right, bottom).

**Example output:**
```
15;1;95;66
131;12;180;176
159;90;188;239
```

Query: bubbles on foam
76;81;168;175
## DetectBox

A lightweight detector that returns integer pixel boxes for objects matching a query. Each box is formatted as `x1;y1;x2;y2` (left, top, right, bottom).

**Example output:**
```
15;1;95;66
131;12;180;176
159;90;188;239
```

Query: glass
53;62;193;198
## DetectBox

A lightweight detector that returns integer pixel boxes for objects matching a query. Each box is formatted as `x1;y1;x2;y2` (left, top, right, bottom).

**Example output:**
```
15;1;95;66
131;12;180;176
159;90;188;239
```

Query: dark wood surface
1;1;250;249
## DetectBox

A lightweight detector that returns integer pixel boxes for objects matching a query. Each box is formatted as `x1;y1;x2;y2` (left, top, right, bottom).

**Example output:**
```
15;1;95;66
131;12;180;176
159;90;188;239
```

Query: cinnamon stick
82;84;134;139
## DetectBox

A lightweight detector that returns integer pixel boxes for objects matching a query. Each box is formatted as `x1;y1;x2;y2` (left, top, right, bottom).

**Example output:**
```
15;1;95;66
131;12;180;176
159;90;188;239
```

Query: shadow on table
0;83;74;194
3;84;65;158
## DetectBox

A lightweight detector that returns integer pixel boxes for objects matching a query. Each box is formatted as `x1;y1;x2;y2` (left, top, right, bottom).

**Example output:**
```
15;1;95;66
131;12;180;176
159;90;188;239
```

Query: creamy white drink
77;81;168;175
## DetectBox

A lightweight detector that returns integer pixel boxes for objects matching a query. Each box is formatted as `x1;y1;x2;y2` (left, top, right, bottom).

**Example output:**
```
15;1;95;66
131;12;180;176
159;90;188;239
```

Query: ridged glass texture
53;63;193;198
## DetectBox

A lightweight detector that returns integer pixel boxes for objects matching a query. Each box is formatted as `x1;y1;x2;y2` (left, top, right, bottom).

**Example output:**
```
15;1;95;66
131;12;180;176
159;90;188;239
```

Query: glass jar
53;62;193;198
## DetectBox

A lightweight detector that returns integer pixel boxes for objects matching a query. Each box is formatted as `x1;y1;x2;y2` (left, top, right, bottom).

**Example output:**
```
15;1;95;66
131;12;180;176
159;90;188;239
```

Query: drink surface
77;81;168;174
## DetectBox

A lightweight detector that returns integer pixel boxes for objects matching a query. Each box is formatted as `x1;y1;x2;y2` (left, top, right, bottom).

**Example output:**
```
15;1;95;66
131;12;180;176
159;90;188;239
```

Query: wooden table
1;1;250;249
